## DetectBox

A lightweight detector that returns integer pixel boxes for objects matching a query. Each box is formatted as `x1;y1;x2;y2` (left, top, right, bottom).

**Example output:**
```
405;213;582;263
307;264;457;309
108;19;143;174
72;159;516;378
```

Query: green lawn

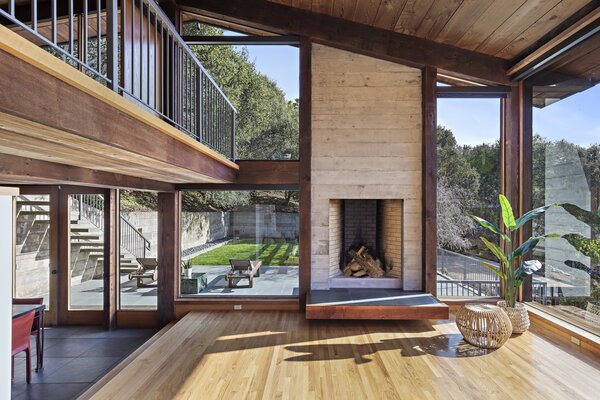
191;239;299;266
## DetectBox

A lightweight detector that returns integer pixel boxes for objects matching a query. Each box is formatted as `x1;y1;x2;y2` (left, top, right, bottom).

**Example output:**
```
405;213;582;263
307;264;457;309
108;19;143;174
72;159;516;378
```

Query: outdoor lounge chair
227;259;261;288
129;258;158;287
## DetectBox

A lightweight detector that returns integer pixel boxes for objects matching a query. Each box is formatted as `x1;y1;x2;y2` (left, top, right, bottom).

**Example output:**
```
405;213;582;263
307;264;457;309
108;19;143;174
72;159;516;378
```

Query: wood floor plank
86;311;600;400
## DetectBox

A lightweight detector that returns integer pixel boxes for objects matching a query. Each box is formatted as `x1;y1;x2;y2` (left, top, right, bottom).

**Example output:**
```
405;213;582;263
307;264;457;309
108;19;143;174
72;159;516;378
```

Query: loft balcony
0;0;238;184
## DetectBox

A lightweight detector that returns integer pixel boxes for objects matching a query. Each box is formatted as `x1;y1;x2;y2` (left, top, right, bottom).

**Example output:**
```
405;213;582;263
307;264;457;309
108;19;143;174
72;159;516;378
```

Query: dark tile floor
11;326;156;400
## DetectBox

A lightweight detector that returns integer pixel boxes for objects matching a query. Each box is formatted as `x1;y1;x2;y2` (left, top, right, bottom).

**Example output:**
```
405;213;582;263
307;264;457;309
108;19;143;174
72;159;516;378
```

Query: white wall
0;189;18;399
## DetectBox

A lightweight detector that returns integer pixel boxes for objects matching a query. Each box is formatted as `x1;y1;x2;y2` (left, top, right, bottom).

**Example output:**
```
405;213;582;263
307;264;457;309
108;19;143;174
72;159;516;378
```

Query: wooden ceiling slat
456;0;527;51
497;0;590;59
332;0;358;20
560;45;600;75
372;0;408;31
352;0;381;26
415;0;462;40
475;0;563;55
393;0;435;34
435;0;495;45
311;0;333;15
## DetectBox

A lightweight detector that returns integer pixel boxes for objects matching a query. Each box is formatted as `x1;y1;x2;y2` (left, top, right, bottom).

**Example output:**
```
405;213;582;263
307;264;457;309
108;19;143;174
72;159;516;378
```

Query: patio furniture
12;310;36;383
456;304;512;349
227;259;262;288
12;298;45;371
129;258;158;287
181;272;208;294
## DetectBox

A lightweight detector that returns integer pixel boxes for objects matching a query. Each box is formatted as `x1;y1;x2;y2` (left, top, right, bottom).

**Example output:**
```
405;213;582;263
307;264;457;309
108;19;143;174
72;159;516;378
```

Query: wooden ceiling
268;0;594;61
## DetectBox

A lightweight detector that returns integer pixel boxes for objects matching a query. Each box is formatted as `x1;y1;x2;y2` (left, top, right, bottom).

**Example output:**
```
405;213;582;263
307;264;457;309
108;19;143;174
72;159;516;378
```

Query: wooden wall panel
310;44;422;291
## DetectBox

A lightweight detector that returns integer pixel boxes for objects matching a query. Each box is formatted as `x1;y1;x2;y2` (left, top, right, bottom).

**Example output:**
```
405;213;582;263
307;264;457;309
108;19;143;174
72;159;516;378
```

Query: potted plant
469;194;558;333
181;259;193;279
556;203;600;316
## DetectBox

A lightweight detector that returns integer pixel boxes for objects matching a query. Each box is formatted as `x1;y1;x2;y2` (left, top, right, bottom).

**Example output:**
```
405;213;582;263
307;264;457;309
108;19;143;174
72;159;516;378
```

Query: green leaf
511;233;559;259
479;260;506;280
499;194;517;231
480;236;507;263
515;204;556;229
468;214;511;243
560;203;600;233
564;260;600;280
514;260;542;287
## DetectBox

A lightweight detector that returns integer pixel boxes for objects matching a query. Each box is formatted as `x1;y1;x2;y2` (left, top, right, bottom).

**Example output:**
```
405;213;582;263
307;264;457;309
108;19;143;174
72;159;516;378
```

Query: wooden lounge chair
129;258;158;287
227;259;261;288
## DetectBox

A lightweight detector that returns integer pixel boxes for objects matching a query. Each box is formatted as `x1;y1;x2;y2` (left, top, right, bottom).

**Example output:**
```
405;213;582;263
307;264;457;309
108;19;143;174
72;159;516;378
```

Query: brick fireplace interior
329;199;403;288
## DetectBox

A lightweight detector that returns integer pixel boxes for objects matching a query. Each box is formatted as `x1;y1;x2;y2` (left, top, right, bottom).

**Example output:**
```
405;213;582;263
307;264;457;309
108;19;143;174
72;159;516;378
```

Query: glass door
59;187;109;324
14;187;59;325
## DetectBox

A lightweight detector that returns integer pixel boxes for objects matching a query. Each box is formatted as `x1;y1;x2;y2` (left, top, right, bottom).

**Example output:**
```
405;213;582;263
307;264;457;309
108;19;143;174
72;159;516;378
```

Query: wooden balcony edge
0;24;239;171
76;321;176;400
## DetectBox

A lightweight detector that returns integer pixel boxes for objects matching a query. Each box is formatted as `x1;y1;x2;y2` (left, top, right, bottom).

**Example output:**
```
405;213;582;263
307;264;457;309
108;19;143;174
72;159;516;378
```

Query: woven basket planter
497;301;529;334
456;304;513;349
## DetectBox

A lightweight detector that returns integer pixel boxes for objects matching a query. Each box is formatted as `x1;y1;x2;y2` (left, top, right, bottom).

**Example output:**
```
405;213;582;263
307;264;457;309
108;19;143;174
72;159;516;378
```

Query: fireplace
329;199;403;288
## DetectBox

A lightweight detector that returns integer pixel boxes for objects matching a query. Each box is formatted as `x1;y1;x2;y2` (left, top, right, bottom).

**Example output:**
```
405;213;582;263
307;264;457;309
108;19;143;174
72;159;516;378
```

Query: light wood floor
86;311;600;400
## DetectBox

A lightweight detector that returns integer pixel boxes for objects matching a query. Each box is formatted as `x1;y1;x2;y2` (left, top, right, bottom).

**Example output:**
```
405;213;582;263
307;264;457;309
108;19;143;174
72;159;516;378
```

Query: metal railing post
106;0;119;92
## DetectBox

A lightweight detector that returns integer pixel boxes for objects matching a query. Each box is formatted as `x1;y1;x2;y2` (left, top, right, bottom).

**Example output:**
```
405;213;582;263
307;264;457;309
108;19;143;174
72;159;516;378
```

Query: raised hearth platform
329;275;402;289
306;289;449;320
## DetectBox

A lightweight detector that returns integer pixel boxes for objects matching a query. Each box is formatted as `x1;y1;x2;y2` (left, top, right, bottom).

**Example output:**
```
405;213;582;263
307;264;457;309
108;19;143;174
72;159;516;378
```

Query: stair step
77;246;104;252
70;234;101;240
16;200;50;206
18;210;50;216
70;227;89;232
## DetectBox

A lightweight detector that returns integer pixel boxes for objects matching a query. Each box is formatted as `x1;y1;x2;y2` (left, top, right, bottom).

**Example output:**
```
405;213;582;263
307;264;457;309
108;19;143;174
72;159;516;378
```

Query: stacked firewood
342;246;384;278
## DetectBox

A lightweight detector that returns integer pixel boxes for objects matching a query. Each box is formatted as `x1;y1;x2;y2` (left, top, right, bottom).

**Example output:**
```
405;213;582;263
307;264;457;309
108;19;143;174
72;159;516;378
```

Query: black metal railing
437;278;548;303
72;194;150;258
0;0;236;159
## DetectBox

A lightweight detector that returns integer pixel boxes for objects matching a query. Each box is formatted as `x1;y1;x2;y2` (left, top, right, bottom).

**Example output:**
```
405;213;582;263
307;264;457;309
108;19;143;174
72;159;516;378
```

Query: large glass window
119;190;158;310
531;85;600;334
180;190;299;297
436;98;501;297
183;22;299;160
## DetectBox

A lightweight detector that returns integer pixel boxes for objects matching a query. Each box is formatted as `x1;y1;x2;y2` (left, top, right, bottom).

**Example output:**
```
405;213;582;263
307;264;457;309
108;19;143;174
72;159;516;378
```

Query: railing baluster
146;3;151;105
51;0;57;44
31;0;37;32
96;0;101;74
83;0;88;66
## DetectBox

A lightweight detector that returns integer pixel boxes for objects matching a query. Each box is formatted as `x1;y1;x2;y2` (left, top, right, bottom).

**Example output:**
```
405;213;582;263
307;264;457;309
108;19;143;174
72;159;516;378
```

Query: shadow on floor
11;326;157;400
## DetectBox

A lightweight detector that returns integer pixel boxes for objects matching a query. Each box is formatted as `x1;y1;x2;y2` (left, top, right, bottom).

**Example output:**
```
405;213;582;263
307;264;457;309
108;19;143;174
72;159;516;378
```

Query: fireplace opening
329;199;403;282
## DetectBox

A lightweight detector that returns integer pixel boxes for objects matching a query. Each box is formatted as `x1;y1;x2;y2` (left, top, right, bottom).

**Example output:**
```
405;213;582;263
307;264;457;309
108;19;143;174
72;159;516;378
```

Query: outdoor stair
70;221;140;282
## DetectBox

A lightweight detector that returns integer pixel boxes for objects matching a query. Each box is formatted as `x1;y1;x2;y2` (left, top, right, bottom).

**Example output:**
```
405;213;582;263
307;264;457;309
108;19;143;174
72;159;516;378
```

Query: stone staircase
16;196;141;286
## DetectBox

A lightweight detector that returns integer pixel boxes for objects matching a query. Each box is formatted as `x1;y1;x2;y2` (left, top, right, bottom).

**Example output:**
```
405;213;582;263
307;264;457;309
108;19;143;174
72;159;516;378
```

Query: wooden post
422;67;437;296
519;82;534;302
157;191;180;325
298;37;312;310
103;189;118;330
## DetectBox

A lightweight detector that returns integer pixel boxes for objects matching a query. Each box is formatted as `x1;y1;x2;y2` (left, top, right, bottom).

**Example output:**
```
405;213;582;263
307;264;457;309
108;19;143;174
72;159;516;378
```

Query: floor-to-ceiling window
436;97;501;297
119;190;158;309
530;84;600;334
180;190;299;297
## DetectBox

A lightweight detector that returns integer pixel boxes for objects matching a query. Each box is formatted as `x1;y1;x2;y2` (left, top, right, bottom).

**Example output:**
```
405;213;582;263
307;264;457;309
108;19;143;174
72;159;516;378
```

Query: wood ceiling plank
311;0;333;14
436;0;495;45
292;0;312;9
393;0;435;35
352;0;382;25
332;0;358;20
372;0;408;31
559;45;600;75
540;34;600;72
415;0;463;40
475;0;563;56
497;0;591;59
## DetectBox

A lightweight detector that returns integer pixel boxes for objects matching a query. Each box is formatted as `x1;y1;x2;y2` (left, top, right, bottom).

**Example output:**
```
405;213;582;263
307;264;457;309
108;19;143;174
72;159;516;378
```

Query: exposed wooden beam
182;35;299;46
177;0;511;85
157;191;180;326
437;86;512;98
0;154;175;191
235;160;299;185
422;67;437;297
104;189;118;330
509;7;600;80
298;38;312;310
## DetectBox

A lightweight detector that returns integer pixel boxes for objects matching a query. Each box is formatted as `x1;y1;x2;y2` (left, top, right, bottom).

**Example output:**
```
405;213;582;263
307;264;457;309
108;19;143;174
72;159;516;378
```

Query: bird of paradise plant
468;194;558;308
